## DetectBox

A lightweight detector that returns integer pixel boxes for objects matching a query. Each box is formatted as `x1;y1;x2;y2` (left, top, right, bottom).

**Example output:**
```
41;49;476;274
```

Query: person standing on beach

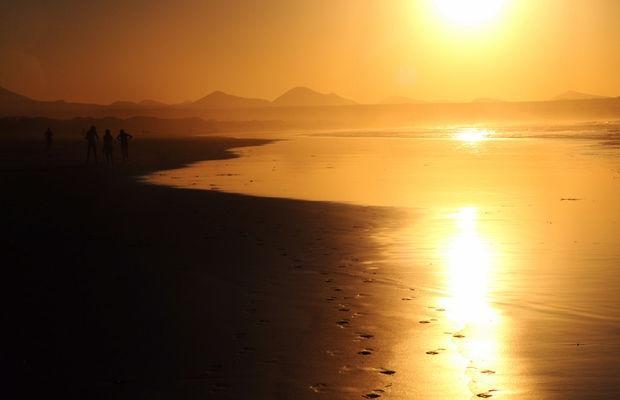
85;126;99;164
44;127;53;153
102;129;114;164
116;129;133;161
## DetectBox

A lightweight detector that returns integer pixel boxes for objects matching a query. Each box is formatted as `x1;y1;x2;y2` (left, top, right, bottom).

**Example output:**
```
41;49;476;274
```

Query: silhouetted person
85;126;99;164
44;127;53;151
102;129;114;164
116;129;133;161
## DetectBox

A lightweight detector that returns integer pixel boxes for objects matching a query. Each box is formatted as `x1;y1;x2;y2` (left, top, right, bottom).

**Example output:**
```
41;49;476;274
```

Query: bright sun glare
432;0;508;28
454;128;493;142
443;207;495;323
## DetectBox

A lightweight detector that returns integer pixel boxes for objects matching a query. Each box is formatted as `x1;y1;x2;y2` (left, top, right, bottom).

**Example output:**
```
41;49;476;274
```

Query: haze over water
146;126;620;398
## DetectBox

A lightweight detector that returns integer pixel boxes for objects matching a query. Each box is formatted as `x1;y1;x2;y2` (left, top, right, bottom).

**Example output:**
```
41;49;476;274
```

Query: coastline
3;136;418;399
5;134;620;399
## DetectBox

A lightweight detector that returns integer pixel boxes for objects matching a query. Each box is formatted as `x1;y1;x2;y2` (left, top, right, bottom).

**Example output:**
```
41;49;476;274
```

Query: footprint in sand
363;384;392;399
480;369;496;375
309;383;328;393
357;333;374;340
337;305;351;312
401;297;414;301
358;348;373;356
337;319;351;328
452;333;466;339
419;320;431;324
425;348;446;355
378;368;396;375
326;296;337;301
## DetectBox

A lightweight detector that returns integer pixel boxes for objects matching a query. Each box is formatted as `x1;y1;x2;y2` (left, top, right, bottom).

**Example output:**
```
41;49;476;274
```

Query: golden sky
1;0;618;104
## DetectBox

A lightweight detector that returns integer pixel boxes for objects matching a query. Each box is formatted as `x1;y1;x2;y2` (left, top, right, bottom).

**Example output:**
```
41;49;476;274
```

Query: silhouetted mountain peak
0;86;34;103
273;87;356;107
191;91;270;109
552;91;609;101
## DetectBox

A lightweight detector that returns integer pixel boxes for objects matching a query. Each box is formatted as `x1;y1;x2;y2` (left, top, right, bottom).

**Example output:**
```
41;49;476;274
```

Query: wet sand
3;137;425;399
144;131;620;399
4;132;620;399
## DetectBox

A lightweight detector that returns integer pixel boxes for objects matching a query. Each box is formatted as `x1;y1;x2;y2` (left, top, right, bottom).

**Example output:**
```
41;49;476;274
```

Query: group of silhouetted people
84;126;133;164
43;126;133;164
45;126;133;164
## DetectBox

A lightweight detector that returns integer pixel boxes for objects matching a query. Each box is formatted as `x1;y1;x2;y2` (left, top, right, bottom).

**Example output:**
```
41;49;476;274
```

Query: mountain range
2;85;619;123
0;85;356;115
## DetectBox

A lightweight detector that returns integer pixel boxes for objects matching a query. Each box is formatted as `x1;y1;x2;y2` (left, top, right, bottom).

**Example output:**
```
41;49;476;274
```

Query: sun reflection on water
440;207;503;395
454;128;493;143
443;207;495;324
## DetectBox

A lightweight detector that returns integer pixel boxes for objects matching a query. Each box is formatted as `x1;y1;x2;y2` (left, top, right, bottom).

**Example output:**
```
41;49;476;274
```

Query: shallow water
144;127;620;398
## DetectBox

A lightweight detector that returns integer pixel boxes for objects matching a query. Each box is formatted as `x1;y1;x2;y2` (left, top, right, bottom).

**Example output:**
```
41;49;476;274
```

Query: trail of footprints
417;306;500;398
238;255;500;399
311;267;407;399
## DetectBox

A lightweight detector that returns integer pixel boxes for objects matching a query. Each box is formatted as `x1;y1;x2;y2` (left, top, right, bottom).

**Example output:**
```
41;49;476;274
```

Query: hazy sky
1;0;619;104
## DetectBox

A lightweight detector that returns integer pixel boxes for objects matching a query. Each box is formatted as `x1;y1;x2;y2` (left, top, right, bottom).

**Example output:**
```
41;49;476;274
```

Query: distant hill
552;91;609;101
140;99;168;107
108;99;169;109
2;85;620;125
380;96;424;105
0;85;37;105
273;87;356;107
190;91;270;109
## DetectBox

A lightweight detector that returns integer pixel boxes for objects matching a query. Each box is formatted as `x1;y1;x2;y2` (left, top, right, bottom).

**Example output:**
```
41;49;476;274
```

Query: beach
4;129;620;399
4;136;417;399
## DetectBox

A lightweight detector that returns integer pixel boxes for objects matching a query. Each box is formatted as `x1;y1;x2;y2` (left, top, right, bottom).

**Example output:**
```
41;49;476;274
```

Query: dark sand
3;137;412;399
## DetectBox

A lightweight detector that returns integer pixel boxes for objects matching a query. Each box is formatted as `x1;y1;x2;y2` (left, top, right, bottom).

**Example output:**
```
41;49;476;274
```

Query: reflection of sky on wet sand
145;128;620;398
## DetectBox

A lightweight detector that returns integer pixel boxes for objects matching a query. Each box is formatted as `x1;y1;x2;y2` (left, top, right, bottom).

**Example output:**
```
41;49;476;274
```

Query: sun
432;0;508;28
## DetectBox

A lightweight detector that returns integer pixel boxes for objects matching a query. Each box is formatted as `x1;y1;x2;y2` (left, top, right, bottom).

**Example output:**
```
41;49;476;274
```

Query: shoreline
4;136;417;399
5;134;620;399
